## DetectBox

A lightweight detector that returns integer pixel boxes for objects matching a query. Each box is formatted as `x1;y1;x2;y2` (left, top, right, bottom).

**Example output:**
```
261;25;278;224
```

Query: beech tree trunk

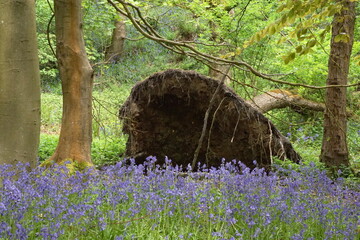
0;0;41;168
49;0;94;166
320;0;355;169
105;13;126;62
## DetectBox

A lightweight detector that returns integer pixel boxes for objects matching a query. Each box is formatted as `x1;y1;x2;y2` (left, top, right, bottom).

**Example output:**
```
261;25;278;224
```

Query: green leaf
283;52;296;64
277;37;287;44
269;24;277;35
334;33;350;43
255;32;262;42
295;45;303;53
277;3;287;12
328;5;341;16
299;46;311;56
306;39;317;48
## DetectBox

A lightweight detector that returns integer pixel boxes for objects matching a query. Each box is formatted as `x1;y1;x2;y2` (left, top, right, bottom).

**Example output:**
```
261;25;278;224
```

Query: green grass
40;83;132;167
38;34;360;171
40;82;360;171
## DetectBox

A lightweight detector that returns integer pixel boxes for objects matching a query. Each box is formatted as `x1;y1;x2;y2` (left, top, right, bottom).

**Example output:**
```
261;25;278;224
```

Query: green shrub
91;135;128;167
38;134;58;162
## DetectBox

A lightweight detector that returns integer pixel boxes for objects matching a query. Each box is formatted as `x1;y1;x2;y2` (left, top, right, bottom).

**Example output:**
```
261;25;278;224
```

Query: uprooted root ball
120;69;301;169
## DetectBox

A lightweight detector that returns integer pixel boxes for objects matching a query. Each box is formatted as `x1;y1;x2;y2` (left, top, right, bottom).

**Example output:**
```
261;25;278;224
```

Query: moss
39;158;94;174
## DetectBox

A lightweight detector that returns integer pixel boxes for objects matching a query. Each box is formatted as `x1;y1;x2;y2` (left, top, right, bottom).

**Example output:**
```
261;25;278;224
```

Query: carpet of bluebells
0;157;359;240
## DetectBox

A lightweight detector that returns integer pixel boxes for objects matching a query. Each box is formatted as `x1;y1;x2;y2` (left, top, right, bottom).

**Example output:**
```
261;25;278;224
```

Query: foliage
38;134;59;162
267;108;360;179
0;160;359;239
244;0;343;63
36;0;360;170
41;93;62;134
268;108;360;160
40;87;131;167
35;0;59;89
91;136;127;167
83;0;118;62
38;134;127;167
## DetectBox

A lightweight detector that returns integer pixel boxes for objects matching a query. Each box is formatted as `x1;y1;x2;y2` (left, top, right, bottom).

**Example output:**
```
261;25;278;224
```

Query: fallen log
119;69;301;169
248;89;353;117
247;89;325;113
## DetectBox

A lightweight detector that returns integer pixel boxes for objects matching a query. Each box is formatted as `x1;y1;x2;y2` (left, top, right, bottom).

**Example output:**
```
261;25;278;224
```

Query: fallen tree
120;69;301;169
247;89;353;117
247;89;326;114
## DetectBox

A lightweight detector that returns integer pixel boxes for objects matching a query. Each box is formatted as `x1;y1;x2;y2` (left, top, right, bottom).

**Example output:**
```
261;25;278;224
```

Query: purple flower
0;159;358;239
15;223;28;240
212;231;222;237
0;202;6;214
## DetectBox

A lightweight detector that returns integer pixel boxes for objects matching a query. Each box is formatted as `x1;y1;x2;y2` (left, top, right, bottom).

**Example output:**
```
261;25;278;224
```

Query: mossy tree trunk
320;0;355;169
0;0;41;168
49;0;94;166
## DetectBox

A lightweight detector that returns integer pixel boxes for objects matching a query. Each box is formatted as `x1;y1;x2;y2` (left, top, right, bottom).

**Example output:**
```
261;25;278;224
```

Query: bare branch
47;14;56;58
108;0;359;90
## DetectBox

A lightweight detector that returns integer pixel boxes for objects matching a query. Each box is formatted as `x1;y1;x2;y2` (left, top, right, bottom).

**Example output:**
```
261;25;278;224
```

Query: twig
231;105;241;143
268;120;273;165
206;97;227;164
47;14;56;58
191;67;232;169
107;0;359;90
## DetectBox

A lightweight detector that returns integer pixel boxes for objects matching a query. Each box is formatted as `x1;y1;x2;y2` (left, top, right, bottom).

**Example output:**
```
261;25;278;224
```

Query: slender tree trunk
209;61;231;84
49;0;94;166
0;0;41;168
320;0;355;169
208;16;231;84
105;13;126;62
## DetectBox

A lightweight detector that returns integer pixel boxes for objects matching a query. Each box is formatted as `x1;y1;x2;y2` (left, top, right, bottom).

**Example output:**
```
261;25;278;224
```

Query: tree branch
108;0;359;90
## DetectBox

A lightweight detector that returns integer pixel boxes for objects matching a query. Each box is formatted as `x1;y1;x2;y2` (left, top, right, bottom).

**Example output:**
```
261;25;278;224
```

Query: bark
105;13;126;63
209;62;231;85
208;20;231;84
320;0;355;168
247;89;326;113
49;0;94;166
0;0;41;168
248;89;353;116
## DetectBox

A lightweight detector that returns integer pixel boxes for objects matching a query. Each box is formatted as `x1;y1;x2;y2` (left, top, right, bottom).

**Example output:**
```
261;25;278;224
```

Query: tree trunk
209;62;231;84
49;0;94;166
105;13;126;63
208;21;231;85
0;0;41;168
248;89;326;113
320;0;355;169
